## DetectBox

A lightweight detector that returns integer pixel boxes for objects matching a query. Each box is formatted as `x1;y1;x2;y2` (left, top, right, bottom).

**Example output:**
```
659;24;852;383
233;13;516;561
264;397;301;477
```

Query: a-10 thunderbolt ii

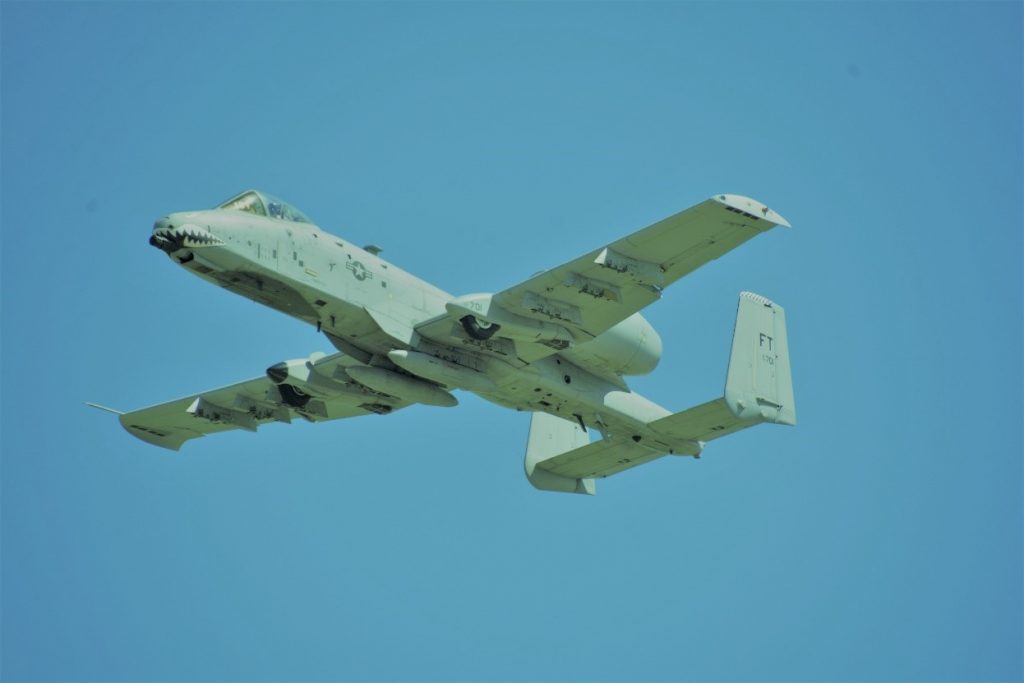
106;190;796;495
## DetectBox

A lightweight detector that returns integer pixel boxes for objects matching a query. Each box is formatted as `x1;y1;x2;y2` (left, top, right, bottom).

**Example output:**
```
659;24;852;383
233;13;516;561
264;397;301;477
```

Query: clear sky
2;2;1021;681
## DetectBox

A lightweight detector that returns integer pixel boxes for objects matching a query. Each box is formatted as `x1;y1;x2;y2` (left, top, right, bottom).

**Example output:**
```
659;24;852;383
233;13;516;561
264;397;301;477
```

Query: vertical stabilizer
724;292;796;425
524;413;596;495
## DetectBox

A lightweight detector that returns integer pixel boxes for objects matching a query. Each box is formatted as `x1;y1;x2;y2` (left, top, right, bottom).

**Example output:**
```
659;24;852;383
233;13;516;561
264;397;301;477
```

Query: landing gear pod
446;294;575;348
459;315;500;340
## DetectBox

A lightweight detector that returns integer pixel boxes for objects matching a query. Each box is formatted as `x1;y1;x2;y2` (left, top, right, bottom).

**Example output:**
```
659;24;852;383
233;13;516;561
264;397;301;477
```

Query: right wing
417;194;789;365
493;194;789;341
118;352;410;450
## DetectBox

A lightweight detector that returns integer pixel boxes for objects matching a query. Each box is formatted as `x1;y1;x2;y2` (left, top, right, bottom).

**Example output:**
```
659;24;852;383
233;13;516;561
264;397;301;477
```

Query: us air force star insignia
346;260;373;281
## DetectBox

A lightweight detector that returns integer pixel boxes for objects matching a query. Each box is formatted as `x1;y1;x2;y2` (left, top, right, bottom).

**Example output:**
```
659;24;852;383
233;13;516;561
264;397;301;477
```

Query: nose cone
149;216;175;252
150;214;224;254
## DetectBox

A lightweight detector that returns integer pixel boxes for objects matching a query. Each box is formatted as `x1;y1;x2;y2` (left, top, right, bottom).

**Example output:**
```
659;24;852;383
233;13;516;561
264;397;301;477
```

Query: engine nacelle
265;354;356;403
561;313;662;376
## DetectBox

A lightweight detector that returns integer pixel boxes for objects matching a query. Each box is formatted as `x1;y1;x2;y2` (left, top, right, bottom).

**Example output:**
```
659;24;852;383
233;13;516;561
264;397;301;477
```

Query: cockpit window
264;193;312;224
217;190;312;224
219;191;267;216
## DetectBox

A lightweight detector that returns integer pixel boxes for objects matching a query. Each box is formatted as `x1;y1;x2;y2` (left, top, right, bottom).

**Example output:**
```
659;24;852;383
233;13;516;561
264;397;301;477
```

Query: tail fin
524;412;596;495
725;291;796;426
523;292;796;494
648;291;796;449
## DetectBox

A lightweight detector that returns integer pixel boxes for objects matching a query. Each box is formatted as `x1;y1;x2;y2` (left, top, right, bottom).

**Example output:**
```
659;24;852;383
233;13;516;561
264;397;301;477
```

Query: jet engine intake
266;359;313;387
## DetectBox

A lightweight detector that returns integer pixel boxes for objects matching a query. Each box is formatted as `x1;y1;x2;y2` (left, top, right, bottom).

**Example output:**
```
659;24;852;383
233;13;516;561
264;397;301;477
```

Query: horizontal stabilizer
523;291;796;493
649;398;757;445
524;413;671;494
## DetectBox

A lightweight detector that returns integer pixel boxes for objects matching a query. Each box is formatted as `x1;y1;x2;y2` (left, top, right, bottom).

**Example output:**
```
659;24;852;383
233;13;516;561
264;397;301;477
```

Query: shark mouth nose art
149;223;224;254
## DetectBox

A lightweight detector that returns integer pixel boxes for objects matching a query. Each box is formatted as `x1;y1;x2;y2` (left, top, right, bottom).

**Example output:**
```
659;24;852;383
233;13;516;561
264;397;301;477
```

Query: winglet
85;402;125;415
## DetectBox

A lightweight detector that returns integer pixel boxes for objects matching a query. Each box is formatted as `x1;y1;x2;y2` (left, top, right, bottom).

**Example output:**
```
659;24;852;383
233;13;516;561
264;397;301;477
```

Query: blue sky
2;2;1021;681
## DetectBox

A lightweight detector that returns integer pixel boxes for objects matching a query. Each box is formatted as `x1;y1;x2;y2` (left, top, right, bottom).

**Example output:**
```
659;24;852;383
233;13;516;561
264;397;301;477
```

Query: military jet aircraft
99;190;796;494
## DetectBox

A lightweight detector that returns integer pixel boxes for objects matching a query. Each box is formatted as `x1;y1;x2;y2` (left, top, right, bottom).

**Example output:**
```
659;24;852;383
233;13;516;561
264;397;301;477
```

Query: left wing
117;352;410;450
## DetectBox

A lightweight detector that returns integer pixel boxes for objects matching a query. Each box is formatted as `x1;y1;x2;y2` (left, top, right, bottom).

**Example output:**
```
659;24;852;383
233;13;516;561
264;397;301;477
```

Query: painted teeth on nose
149;224;223;253
181;230;219;248
172;224;223;249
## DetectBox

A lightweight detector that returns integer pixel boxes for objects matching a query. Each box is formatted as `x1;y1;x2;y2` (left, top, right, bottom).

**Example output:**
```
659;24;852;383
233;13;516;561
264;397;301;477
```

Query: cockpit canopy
217;190;312;224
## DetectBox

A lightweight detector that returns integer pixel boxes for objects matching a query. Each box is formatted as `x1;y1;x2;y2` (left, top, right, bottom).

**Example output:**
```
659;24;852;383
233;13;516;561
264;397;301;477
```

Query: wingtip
713;194;791;228
120;420;188;451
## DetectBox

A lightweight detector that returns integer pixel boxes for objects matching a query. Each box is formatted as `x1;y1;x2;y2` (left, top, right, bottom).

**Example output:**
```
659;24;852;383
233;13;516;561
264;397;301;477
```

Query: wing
417;194;789;364
494;194;789;343
118;352;411;450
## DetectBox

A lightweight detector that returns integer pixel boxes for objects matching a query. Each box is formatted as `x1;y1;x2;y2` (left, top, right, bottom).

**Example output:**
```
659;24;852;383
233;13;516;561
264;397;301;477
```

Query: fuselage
151;191;695;454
